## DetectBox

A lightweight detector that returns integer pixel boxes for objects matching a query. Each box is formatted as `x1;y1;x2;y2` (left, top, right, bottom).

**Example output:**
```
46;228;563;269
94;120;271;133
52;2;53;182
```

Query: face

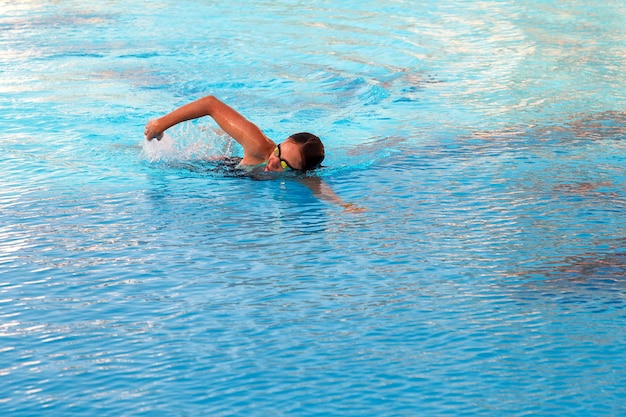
265;140;303;172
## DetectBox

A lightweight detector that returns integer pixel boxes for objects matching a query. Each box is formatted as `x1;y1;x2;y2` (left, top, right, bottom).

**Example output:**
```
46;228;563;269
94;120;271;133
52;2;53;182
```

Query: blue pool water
2;1;626;415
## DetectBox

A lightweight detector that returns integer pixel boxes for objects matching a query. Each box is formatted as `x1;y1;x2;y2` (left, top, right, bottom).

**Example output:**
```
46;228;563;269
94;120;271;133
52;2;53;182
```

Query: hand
342;203;366;213
144;119;164;141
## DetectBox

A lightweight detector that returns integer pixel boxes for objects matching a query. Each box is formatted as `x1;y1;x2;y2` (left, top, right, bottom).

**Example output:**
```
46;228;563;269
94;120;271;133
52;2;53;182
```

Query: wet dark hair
289;132;325;171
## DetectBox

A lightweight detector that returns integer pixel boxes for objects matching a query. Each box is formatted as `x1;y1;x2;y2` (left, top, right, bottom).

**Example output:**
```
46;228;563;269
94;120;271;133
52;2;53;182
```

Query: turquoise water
2;0;626;415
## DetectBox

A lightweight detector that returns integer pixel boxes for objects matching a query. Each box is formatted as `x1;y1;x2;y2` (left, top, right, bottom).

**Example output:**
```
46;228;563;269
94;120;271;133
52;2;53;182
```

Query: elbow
200;95;220;115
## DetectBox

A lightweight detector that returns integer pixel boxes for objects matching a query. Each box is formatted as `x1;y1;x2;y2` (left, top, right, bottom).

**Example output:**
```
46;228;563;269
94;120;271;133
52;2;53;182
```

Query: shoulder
241;138;275;165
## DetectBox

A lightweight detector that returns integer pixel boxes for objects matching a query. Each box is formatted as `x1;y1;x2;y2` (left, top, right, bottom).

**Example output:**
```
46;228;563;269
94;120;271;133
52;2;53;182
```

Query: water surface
1;0;625;415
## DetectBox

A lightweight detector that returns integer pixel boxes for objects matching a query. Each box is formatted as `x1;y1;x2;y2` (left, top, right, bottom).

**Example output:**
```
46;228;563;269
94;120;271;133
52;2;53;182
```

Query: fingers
144;123;152;140
144;120;163;140
343;203;366;213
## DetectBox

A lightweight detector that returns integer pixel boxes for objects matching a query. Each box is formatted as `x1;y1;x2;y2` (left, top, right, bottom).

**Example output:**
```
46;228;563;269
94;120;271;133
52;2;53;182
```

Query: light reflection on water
1;0;626;415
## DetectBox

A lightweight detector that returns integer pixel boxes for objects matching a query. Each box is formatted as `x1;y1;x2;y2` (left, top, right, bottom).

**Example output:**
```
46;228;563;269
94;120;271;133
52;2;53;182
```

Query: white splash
140;133;179;162
139;124;240;163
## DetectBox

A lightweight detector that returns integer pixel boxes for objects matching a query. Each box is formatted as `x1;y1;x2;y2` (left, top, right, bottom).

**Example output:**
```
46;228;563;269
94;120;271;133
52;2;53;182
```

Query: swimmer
145;95;363;211
145;95;323;173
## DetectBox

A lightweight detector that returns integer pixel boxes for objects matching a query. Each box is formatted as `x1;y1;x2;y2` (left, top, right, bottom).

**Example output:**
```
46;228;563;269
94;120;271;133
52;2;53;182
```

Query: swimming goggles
274;144;295;171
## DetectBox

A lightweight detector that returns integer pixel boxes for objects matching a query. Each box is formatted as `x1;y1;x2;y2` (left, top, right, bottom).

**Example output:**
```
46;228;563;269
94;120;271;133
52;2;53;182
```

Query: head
265;132;325;173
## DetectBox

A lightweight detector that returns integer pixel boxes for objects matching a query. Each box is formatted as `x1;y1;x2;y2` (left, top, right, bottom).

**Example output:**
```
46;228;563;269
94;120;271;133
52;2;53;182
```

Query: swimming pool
1;0;625;415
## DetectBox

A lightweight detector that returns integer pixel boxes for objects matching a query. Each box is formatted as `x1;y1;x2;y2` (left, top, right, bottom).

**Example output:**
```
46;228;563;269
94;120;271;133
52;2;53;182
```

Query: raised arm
145;95;275;164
